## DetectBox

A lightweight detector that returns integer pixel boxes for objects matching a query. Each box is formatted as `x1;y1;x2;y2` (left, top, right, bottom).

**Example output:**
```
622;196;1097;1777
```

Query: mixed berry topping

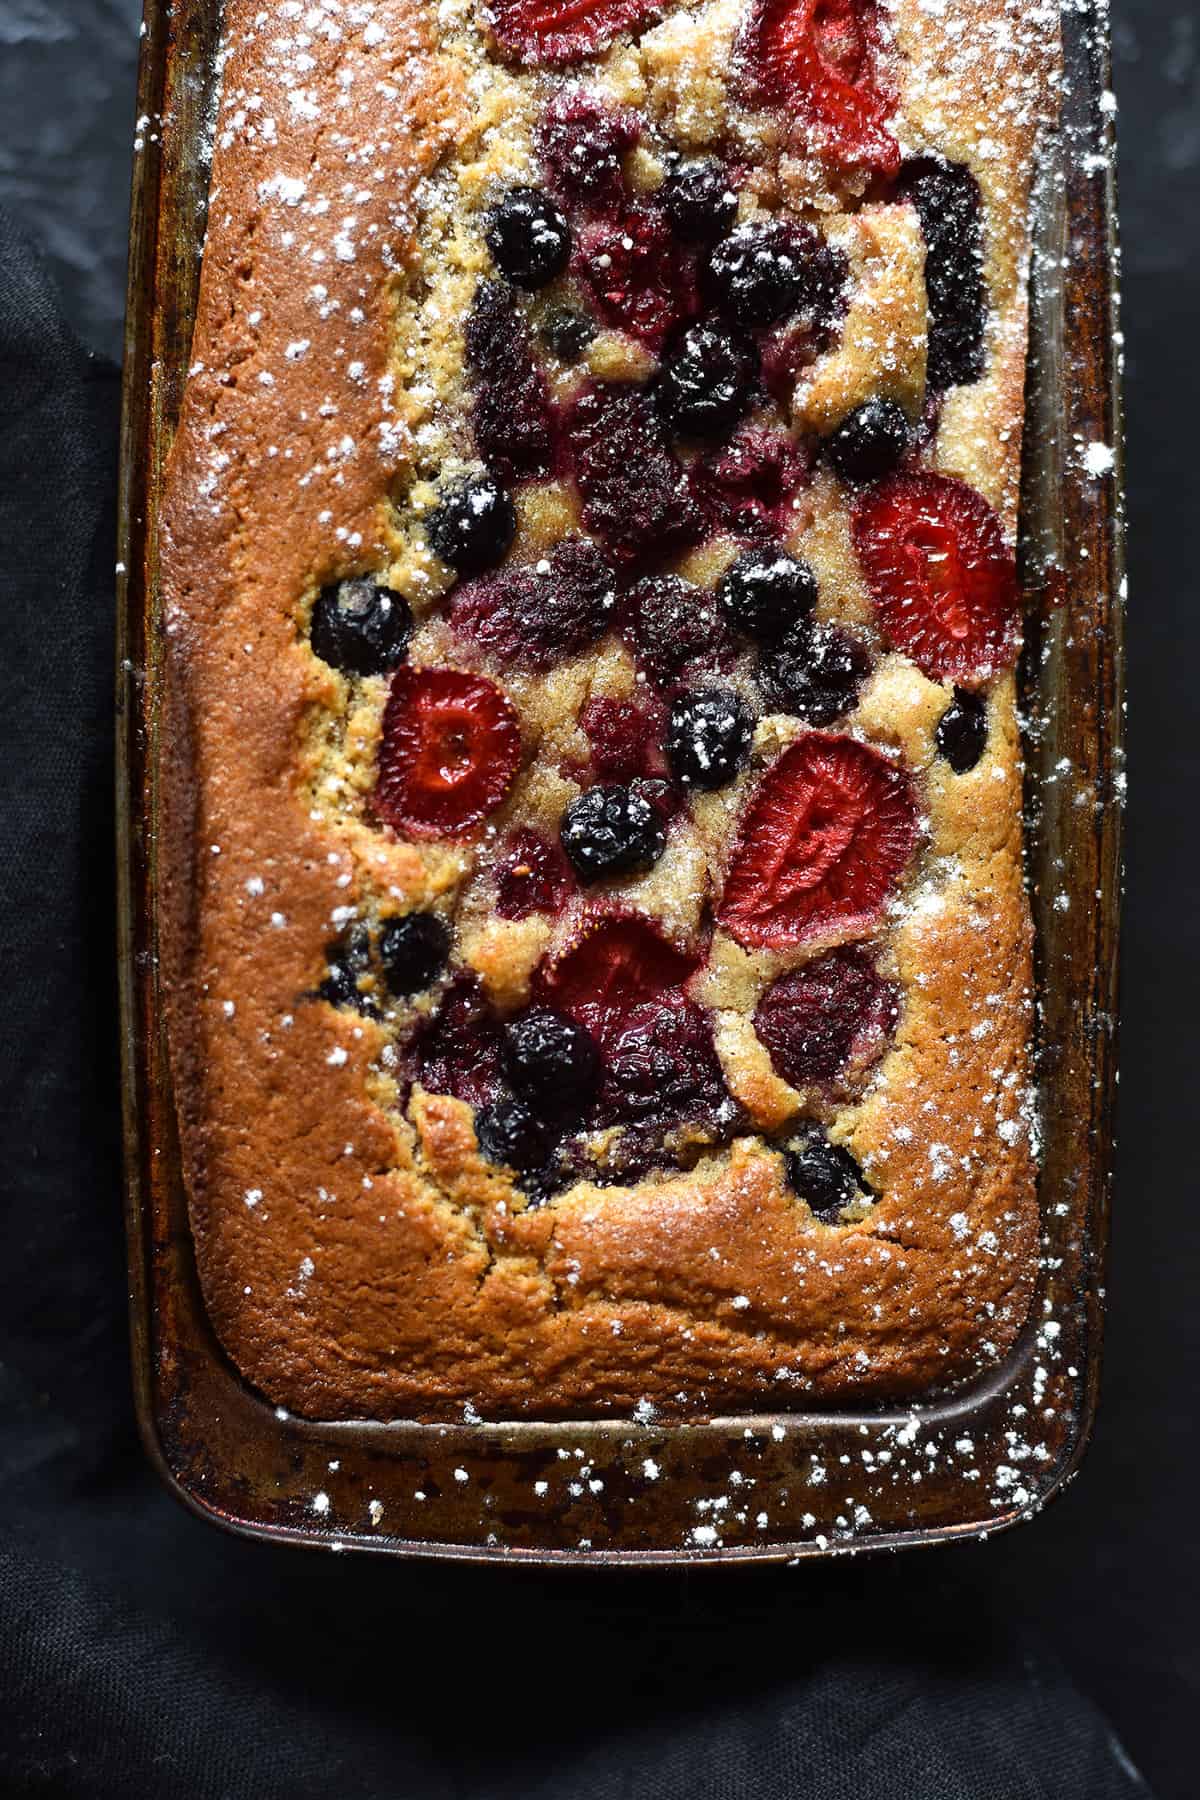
935;686;989;773
375;667;522;839
719;733;918;949
379;912;450;996
754;944;898;1087
494;829;574;919
706;219;833;328
540;914;699;1026
415;978;506;1107
560;783;668;882
718;546;818;643
665;688;755;791
657;321;758;440
621;573;732;690
464;281;555;485
896;156;987;391
310;579;413;678
736;0;900;177
424;471;516;575
756;617;870;724
577;200;697;347
567;382;702;558
852;472;1020;681
784;1126;872;1222
486;186;572;289
449;537;617;667
580;695;668;785
825;397;911;483
661;159;740;243
591;998;733;1143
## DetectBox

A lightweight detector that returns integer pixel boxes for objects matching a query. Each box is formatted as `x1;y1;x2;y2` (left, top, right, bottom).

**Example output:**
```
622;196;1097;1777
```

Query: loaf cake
159;0;1059;1420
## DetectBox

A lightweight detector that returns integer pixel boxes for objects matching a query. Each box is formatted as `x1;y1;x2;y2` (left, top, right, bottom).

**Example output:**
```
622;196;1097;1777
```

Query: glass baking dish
116;0;1124;1564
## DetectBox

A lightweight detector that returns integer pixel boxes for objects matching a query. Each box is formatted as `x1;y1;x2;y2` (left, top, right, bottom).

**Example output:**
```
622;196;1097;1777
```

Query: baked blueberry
475;1096;550;1172
504;1007;600;1115
378;912;450;996
935;686;988;773
783;1129;870;1223
310;579;413;678
560;783;668;882
661;160;738;243
756;619;870;725
706;220;821;328
485;187;571;289
538;305;597;362
826;399;911;483
657;322;757;440
319;922;376;1013
666;688;755;790
717;547;818;643
896;157;987;390
425;471;517;575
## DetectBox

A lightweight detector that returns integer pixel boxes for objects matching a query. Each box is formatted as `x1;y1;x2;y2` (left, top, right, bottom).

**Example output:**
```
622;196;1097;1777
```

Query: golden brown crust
159;0;1058;1420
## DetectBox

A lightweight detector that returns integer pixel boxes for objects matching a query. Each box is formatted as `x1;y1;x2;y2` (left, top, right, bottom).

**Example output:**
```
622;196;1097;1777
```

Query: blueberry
657;322;757;440
666;688;755;791
475;1096;550;1172
378;912;450;996
504;1007;599;1115
425;472;517;575
896;157;987;390
661;160;738;243
757;620;870;725
560;784;668;883
935;686;988;773
310;579;413;678
319;922;377;1013
485;187;571;289
717;547;818;643
538;305;597;362
706;220;826;329
826;398;911;483
783;1130;870;1223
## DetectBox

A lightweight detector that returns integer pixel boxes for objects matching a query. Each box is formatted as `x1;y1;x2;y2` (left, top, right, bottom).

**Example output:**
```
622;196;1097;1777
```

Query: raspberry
566;382;702;558
592;999;732;1134
754;944;898;1087
488;0;663;66
851;472;1020;682
464;281;556;485
579;695;669;785
718;732;918;948
415;978;506;1107
537;913;698;1035
536;92;642;216
620;573;733;690
449;538;617;668
735;0;900;177
577;201;697;347
656;321;758;439
494;829;574;920
896;156;987;390
375;667;522;840
755;618;870;724
688;426;812;540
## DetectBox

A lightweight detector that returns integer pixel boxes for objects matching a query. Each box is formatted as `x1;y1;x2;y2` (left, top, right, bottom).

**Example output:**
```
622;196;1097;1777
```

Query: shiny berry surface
656;321;758;439
756;618;870;724
503;1007;600;1115
378;912;450;996
475;1097;550;1171
665;688;755;790
935;686;988;773
319;922;375;1013
661;159;739;242
560;783;668;882
705;219;834;328
784;1128;870;1222
718;547;818;643
424;472;516;575
486;187;571;288
621;573;732;690
310;579;413;678
826;397;910;483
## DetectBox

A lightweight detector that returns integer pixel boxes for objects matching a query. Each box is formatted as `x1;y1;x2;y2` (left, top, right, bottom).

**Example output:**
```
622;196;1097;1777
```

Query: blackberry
424;471;516;575
666;688;755;791
784;1129;870;1223
378;912;450;996
538;305;596;362
756;619;870;724
464;281;555;484
621;572;732;689
717;547;818;643
503;1007;600;1116
826;398;911;483
935;686;988;773
706;219;837;329
319;922;376;1013
661;159;739;243
485;187;571;289
657;321;758;440
560;783;668;882
567;382;703;558
310;579;412;678
896;157;987;390
475;1096;550;1172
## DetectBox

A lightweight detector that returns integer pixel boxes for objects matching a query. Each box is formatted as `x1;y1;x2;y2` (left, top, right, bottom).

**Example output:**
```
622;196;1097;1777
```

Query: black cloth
0;200;1160;1800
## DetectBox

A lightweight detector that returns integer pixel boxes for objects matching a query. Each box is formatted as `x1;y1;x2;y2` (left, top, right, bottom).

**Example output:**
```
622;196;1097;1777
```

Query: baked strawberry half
735;0;900;176
718;733;917;948
488;0;663;66
537;913;698;1038
851;472;1020;683
375;667;521;839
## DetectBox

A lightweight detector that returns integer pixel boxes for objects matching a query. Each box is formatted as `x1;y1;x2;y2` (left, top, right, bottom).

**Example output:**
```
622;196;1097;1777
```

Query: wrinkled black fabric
0;205;1154;1800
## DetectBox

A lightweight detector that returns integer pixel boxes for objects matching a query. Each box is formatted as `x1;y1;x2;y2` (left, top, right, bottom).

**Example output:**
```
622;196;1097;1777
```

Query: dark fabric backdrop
1;2;1196;1796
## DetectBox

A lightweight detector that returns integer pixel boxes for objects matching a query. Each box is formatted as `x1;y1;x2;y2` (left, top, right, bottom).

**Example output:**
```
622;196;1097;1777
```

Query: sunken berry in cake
159;0;1060;1421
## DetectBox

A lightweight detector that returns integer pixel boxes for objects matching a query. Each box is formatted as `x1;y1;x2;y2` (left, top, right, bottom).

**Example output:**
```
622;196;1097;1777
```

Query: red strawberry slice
851;473;1021;683
375;667;521;840
489;0;663;66
537;913;698;1038
736;0;900;176
718;733;917;949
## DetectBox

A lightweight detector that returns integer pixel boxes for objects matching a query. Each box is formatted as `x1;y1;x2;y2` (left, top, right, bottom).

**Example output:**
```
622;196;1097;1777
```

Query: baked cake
159;0;1060;1419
